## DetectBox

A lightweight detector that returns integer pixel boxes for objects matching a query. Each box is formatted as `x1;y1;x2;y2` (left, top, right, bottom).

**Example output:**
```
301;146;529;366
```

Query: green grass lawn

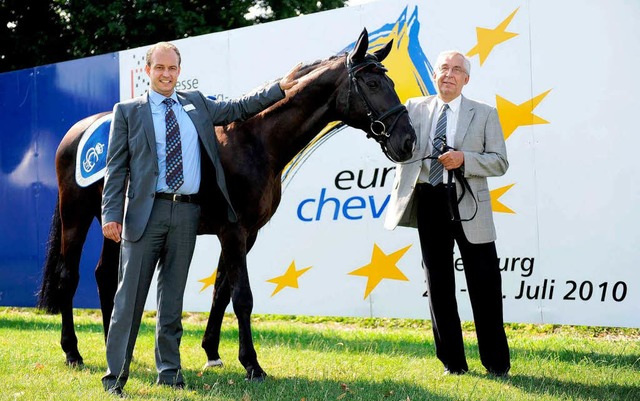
0;307;638;400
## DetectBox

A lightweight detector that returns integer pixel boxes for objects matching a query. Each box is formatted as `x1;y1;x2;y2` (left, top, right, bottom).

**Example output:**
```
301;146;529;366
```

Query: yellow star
266;261;312;297
496;90;551;140
491;184;516;214
467;8;519;65
348;244;411;299
198;268;218;293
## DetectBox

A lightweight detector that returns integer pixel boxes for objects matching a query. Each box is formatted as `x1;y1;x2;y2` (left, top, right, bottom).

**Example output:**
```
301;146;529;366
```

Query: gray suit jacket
102;83;284;242
384;95;508;244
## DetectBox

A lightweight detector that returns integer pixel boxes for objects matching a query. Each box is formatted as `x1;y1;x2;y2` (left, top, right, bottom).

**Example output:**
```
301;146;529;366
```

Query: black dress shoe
173;382;185;389
157;381;185;389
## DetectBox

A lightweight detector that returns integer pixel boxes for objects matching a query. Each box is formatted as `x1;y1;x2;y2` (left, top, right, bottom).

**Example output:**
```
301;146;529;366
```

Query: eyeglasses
437;65;467;75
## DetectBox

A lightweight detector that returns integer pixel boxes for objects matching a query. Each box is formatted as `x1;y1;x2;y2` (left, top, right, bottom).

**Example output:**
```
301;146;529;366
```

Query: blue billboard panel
0;53;119;307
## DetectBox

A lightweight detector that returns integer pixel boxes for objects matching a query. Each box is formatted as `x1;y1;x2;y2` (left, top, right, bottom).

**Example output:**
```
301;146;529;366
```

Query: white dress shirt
418;94;462;184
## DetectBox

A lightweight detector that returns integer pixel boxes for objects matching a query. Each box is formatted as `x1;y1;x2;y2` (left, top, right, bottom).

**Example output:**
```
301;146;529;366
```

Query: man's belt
155;192;200;204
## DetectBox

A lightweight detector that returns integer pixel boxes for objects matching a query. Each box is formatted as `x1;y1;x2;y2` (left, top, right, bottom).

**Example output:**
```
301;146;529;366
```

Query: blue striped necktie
428;103;449;186
162;98;184;191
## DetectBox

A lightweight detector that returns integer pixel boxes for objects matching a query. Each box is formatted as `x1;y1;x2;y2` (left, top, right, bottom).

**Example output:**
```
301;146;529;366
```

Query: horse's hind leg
202;260;231;368
58;239;83;365
58;216;94;365
95;237;120;339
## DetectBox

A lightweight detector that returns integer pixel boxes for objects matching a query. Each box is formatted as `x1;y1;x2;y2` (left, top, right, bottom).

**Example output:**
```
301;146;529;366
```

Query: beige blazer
384;95;508;244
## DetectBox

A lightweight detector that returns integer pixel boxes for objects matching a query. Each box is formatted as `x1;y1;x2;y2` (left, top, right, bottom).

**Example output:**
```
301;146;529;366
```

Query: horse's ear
349;28;369;64
373;39;393;62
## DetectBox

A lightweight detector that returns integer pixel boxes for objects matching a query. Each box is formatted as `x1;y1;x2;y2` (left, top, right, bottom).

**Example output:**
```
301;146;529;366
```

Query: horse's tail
36;197;63;314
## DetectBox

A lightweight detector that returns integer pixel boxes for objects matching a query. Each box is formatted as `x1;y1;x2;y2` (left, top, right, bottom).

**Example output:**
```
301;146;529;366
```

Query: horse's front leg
221;230;265;381
233;265;265;381
202;260;231;368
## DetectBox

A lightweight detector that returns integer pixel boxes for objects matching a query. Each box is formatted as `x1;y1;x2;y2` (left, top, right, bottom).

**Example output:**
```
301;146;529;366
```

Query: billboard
1;0;638;328
0;54;119;306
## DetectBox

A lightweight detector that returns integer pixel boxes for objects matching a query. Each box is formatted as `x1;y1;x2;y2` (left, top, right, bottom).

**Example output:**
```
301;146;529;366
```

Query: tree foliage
0;0;347;73
251;0;348;22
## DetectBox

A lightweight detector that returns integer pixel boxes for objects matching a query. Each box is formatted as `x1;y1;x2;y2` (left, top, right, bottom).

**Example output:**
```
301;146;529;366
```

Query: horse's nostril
404;137;415;153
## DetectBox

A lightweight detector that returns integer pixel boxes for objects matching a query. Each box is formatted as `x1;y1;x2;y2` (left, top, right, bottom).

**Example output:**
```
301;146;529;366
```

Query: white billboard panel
116;0;639;327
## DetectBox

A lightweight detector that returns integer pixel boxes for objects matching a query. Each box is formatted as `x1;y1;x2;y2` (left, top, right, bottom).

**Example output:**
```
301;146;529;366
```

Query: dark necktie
162;98;184;191
428;103;449;186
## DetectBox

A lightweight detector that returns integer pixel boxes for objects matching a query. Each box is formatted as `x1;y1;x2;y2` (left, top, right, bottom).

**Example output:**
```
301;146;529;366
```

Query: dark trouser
102;199;200;390
416;183;510;374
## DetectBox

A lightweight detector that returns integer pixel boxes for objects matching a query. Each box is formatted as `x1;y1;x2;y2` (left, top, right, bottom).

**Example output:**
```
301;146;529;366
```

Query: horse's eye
365;80;379;89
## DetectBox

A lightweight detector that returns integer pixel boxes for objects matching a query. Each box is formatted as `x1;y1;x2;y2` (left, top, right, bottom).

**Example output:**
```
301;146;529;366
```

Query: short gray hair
435;50;471;76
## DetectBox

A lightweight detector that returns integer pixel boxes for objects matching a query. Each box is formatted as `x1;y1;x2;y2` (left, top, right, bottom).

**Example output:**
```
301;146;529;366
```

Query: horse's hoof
245;370;267;382
66;358;84;367
203;359;223;369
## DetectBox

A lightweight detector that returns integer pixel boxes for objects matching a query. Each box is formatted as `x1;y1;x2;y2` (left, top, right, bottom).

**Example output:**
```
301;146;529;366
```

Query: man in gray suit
384;50;510;377
101;41;298;395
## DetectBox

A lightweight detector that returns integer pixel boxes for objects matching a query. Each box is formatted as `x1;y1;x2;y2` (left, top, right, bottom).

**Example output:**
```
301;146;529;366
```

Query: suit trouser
102;199;200;390
416;183;510;374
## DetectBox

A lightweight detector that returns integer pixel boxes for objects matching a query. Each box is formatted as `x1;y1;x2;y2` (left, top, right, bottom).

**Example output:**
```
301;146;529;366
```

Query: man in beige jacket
384;50;510;377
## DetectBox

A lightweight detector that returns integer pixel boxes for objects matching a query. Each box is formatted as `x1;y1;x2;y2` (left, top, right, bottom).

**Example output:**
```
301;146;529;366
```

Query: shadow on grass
3;309;638;374
111;364;460;401
504;373;640;401
527;348;640;372
193;323;640;371
95;357;640;401
236;324;432;358
0;310;106;333
61;357;640;401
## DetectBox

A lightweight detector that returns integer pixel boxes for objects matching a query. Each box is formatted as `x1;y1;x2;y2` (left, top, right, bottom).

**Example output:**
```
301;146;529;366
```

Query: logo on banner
189;5;551;302
263;5;550;299
128;51;149;98
282;6;433;189
282;6;434;225
75;113;113;187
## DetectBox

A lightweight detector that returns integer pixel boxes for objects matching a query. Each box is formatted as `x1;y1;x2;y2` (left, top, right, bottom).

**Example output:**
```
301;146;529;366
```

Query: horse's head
338;28;416;163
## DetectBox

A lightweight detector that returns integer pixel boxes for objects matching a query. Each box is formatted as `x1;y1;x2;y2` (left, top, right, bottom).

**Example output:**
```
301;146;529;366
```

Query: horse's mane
217;52;348;146
230;53;346;124
296;53;346;77
267;53;347;107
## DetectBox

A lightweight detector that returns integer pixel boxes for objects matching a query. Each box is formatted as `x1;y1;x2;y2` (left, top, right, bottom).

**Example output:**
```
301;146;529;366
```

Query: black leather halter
345;56;408;161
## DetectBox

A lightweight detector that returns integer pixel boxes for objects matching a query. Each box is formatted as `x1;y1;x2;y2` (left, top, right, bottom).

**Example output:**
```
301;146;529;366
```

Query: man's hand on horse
279;62;302;91
102;221;122;243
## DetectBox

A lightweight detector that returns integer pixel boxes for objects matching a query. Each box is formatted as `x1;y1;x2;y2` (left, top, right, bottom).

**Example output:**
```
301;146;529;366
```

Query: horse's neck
262;60;345;172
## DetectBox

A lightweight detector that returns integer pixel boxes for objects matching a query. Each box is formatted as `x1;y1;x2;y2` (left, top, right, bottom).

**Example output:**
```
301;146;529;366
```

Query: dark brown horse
37;28;416;380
